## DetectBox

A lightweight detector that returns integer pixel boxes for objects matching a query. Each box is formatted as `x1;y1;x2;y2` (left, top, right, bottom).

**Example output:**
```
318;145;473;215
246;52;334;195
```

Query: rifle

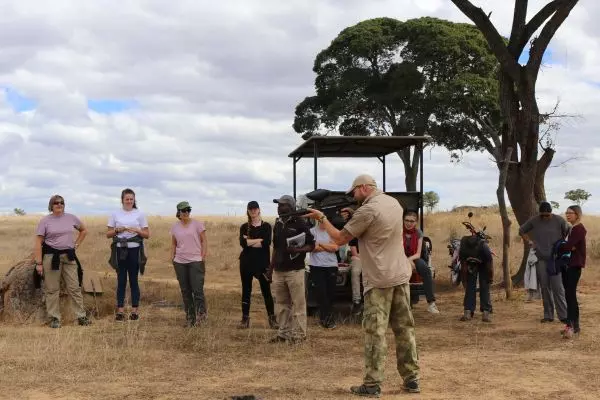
278;189;357;222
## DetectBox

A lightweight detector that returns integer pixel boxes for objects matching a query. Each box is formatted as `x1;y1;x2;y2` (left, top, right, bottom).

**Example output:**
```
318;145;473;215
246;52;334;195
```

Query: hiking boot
115;312;125;322
427;302;440;314
350;384;381;398
237;317;250;329
78;316;92;326
49;318;61;329
268;314;278;330
351;301;363;315
403;380;421;393
129;312;140;321
459;310;473;321
482;311;491;323
268;335;288;343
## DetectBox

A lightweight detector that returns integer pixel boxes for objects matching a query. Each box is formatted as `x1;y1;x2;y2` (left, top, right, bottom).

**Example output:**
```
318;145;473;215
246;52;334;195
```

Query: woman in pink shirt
34;194;91;328
170;201;208;327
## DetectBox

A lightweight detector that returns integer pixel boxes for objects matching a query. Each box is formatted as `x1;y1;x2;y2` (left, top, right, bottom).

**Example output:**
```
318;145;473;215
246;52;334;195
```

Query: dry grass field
1;210;600;400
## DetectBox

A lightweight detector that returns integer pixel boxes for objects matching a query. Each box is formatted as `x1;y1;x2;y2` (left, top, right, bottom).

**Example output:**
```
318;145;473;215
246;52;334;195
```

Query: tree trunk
497;147;513;298
397;148;419;192
534;148;555;203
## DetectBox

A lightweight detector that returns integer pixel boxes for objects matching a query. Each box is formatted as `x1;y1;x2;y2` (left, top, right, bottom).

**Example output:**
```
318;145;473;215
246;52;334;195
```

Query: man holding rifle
303;174;421;396
266;195;315;344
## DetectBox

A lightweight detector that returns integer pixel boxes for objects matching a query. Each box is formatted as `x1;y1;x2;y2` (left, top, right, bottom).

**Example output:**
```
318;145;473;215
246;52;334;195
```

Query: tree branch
537;147;555;172
549;155;581;168
528;0;579;81
509;0;563;56
450;0;521;81
508;0;529;54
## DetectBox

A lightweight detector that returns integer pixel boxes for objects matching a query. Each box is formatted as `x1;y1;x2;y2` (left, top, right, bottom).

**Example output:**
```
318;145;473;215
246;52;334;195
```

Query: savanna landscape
1;210;599;400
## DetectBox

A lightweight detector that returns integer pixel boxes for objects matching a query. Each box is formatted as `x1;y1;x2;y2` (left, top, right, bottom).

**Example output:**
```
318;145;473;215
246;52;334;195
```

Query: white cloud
0;0;598;217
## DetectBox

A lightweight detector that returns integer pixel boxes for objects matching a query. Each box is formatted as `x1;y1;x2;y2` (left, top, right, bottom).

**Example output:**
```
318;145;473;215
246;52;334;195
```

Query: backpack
458;235;484;264
547;239;571;276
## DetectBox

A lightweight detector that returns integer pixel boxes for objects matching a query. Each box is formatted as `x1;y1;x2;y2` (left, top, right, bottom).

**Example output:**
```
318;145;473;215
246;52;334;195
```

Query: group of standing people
519;201;588;339
33;189;209;328
30;178;589;398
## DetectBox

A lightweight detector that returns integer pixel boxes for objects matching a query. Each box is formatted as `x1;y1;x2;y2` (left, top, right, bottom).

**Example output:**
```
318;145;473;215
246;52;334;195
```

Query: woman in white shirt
106;188;150;321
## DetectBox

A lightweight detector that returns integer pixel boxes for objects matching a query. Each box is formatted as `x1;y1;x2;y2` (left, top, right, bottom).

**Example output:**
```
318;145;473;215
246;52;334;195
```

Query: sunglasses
180;208;192;213
53;201;65;205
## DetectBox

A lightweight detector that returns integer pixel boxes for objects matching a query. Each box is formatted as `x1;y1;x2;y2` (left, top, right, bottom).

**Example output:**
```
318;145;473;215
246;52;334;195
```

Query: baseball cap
273;195;296;208
247;200;260;209
176;201;191;210
346;174;377;194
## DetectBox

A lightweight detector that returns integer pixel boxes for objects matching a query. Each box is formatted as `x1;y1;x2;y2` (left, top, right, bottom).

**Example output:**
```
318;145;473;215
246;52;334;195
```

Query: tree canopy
293;16;500;190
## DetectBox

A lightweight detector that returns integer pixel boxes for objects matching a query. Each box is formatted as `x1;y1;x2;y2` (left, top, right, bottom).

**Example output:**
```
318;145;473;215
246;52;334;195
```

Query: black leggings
240;261;275;318
561;266;582;330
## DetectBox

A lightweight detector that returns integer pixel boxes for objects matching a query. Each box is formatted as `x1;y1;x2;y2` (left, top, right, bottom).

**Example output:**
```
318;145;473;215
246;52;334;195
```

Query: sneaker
78;316;92;326
403;380;420;393
350;384;381;398
427;302;440;314
115;312;125;322
237;317;250;329
129;312;140;321
49;317;61;329
320;320;337;329
562;326;574;339
540;318;554;323
524;291;533;302
351;301;363;315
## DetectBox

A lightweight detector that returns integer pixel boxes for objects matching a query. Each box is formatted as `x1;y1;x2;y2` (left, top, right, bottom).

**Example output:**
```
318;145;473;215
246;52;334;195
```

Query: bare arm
200;231;207;259
314;241;339;253
74;222;87;249
34;236;44;275
170;235;177;261
350;246;359;258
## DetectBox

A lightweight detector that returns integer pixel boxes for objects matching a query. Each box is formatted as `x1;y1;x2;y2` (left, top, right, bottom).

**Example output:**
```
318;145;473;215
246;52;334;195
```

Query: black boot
268;314;278;329
237;316;250;329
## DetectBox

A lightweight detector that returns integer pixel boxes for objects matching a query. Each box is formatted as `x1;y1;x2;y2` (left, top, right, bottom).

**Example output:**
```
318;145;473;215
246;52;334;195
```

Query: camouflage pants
362;283;419;386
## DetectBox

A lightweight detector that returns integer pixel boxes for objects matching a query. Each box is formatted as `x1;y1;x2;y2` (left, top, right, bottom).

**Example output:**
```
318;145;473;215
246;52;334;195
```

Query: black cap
247;201;260;209
539;201;552;213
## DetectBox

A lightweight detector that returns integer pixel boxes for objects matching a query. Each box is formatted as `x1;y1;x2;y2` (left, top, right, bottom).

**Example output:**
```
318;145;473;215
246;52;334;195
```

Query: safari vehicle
286;135;435;313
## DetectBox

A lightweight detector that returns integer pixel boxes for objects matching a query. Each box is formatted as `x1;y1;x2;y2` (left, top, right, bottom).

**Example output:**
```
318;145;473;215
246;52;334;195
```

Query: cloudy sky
1;0;598;217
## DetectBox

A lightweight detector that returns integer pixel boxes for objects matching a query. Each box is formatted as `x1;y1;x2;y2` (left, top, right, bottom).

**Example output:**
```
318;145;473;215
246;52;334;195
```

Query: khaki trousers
43;254;86;321
272;269;307;340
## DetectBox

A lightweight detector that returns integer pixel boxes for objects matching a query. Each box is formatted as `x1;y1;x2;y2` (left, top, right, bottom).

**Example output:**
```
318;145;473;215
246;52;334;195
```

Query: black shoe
49;317;61;329
115;312;125;322
540;318;554;323
403;380;420;393
78;316;92;326
559;318;568;324
351;301;363;315
129;312;139;321
237;317;250;329
350;384;381;398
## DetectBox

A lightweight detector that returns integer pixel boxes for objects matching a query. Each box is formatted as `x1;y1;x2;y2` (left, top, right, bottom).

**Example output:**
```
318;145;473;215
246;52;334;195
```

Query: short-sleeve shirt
107;208;149;248
36;213;82;250
309;226;338;267
518;214;570;259
171;219;206;263
343;190;411;293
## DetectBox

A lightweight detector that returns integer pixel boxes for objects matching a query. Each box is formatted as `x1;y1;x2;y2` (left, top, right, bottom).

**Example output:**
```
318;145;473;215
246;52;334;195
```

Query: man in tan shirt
303;174;420;396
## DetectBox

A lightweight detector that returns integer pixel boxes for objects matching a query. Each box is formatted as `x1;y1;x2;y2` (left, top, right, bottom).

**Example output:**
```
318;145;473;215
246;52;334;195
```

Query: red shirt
561;223;587;268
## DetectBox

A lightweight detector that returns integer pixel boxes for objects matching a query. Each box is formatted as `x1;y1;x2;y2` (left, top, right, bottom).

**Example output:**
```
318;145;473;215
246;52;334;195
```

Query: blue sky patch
518;46;555;66
87;99;139;113
2;87;37;112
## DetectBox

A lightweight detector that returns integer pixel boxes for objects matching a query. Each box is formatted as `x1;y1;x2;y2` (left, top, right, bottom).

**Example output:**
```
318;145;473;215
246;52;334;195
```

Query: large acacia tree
450;0;580;283
293;17;500;191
